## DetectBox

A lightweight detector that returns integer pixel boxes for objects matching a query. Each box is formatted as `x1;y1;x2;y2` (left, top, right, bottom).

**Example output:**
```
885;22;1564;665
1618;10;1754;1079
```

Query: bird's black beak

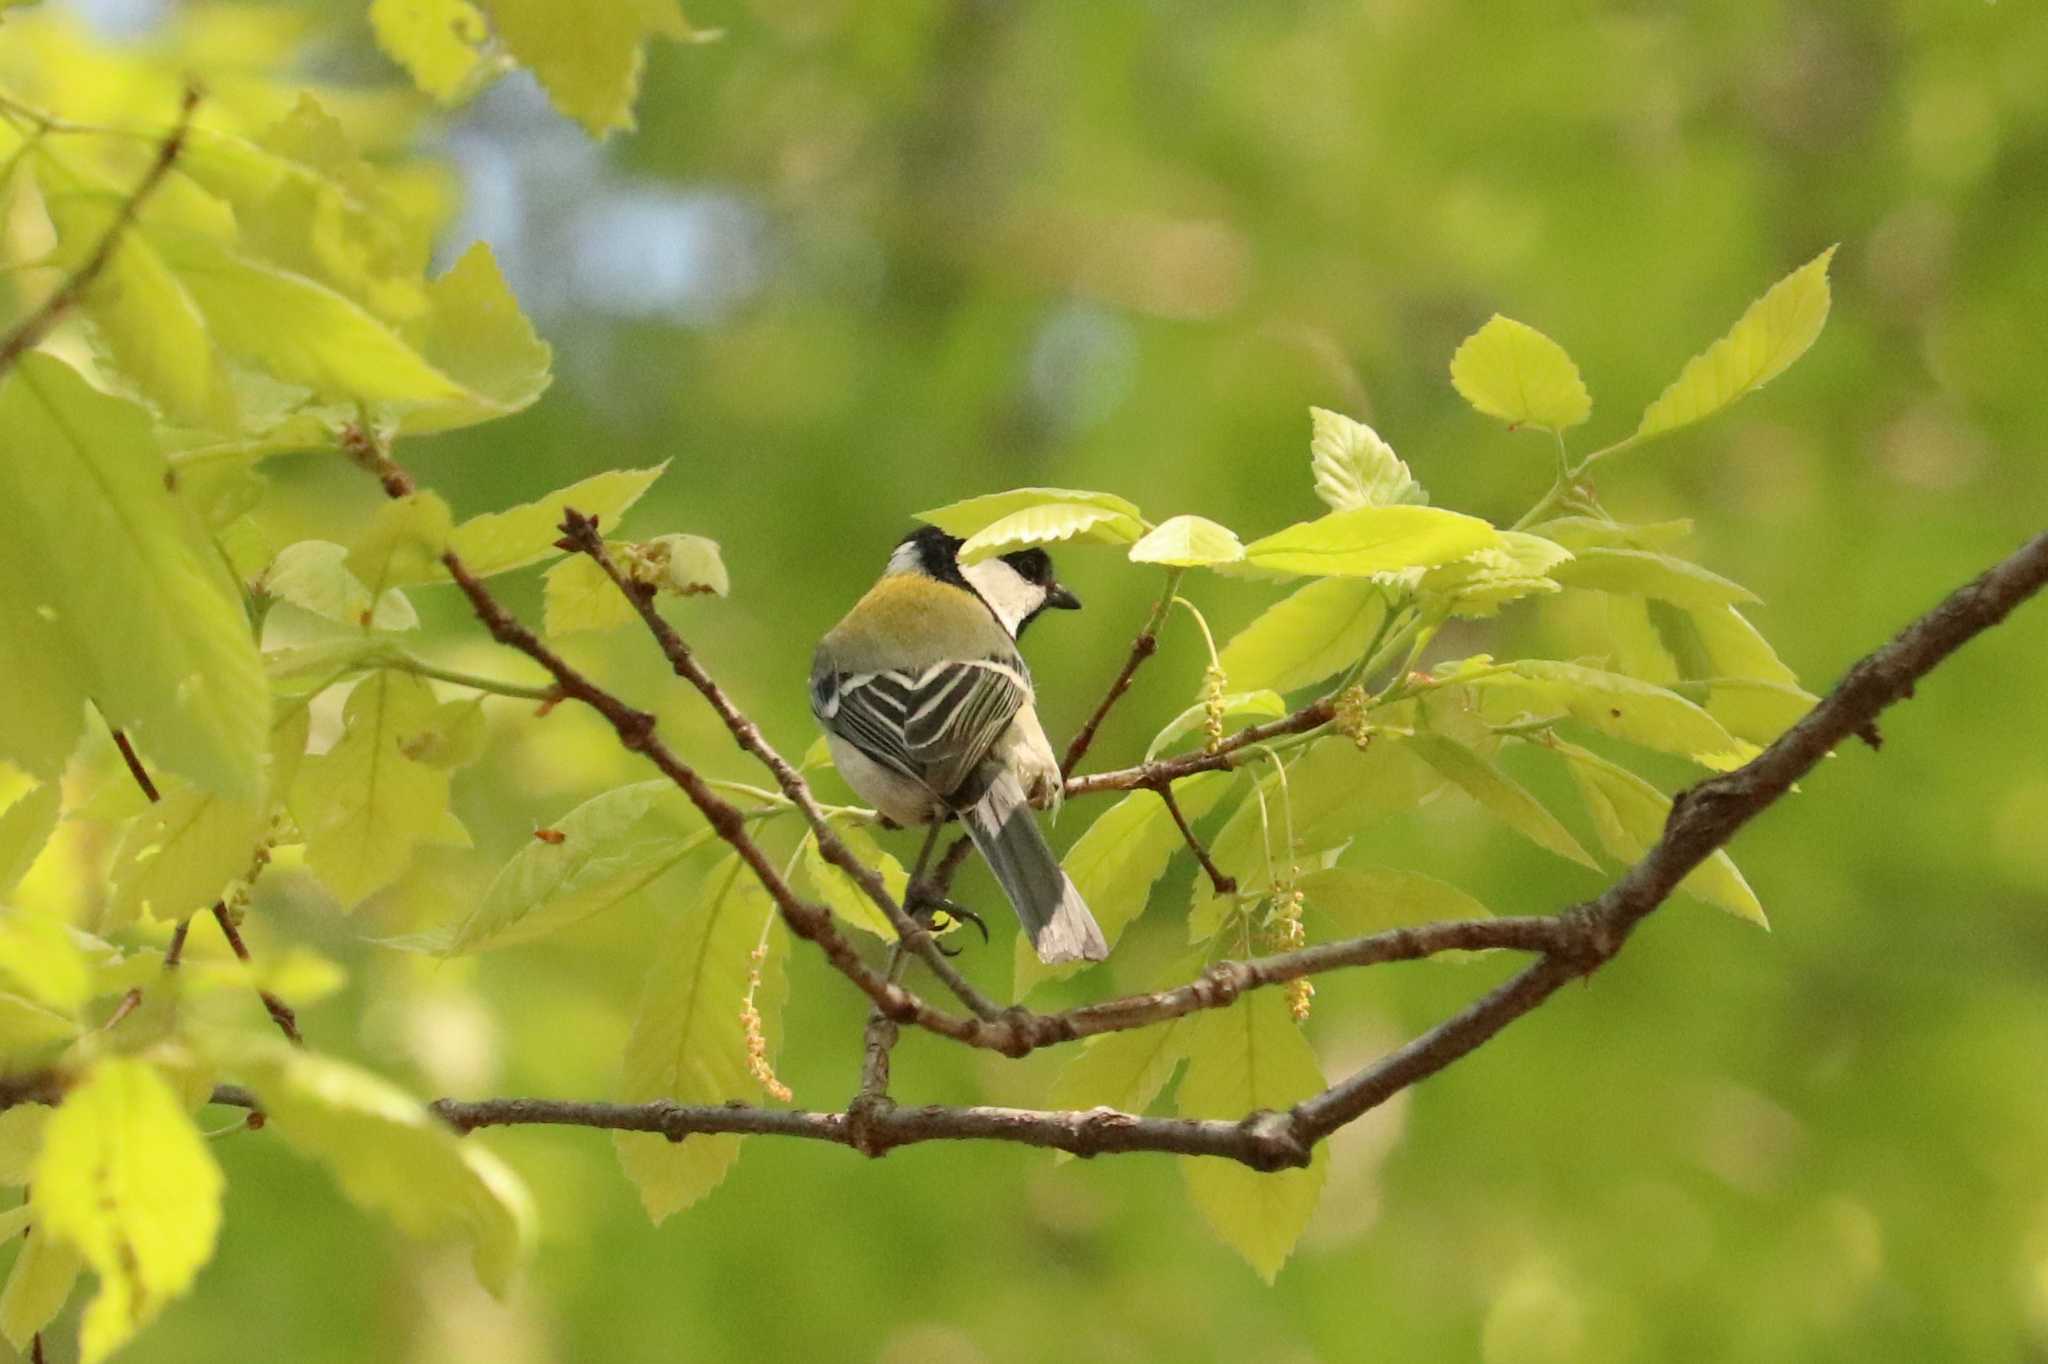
1046;582;1082;611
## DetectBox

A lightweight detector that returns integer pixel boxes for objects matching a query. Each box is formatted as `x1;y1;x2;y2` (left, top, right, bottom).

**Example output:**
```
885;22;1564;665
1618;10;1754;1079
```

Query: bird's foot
905;880;989;956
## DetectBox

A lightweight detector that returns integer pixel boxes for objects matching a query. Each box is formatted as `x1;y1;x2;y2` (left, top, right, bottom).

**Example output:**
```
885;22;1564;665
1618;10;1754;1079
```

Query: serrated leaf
370;0;495;103
1177;993;1328;1281
1552;548;1758;610
31;1058;224;1364
398;241;554;434
0;1223;82;1350
486;0;707;137
107;778;266;925
1406;734;1598;870
1216;578;1388;696
1242;506;1500;578
1146;692;1285;762
1297;865;1492;936
957;503;1144;564
263;541;416;630
292;670;461;907
1637;247;1836;439
1550;740;1766;925
1128;515;1246;567
234;1041;536;1296
797;824;905;941
348;493;454;605
918;486;1142;539
1457;658;1755;771
1308;407;1426;510
542;551;638;635
0;355;266;797
1419;531;1572;618
1449;314;1591;431
616;856;787;1221
1014;772;1232;1000
0;780;59;896
441;465;665;581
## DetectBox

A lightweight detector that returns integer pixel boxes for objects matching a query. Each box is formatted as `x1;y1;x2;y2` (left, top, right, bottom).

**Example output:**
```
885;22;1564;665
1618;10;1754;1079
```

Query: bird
810;525;1110;963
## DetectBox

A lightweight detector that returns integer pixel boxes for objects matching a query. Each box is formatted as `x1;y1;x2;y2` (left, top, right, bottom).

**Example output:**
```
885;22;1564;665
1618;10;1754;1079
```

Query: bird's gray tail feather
963;768;1108;964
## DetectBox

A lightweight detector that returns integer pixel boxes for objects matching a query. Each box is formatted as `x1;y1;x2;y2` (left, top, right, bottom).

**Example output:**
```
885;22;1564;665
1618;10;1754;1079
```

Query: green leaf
1216;578;1388;696
918;486;1142;539
443;465;666;580
1014;772;1233;1000
542;549;636;635
45;192;238;431
0;1105;46;1184
106;778;265;925
1418;531;1572;617
1146;692;1285;762
1128;515;1245;568
1449;314;1591;431
1296;865;1492;936
291;670;463;907
798;824;905;942
1176;993;1329;1281
1242;506;1501;578
1552;739;1766;924
1456;658;1755;770
398;241;554;434
235;1041;536;1296
634;534;729;597
0;992;79;1061
0;907;89;1013
31;1058;224;1364
1046;1020;1188;1158
957;503;1144;564
1308;407;1426;510
615;856;788;1221
263;541;417;631
1681;604;1816;743
1552;548;1758;610
348;493;454;608
370;0;495;103
485;0;708;137
1406;733;1598;870
0;779;59;895
0;1224;82;1351
0;355;267;797
1637;246;1836;440
1531;516;1695;553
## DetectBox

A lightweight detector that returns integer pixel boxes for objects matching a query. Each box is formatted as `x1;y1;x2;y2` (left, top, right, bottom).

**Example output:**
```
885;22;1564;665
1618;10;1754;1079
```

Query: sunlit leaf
348;492;454;605
107;778;265;926
235;1041;536;1296
1309;407;1426;510
1406;733;1598;870
615;856;788;1221
0;355;266;796
957;503;1144;564
1454;658;1755;770
1418;531;1572;617
1145;692;1285;762
1177;992;1328;1281
1297;865;1492;936
1216;578;1388;695
0;1106;47;1185
542;550;637;635
32;1058;224;1364
0;1222;82;1351
1128;515;1246;568
398;241;554;434
1449;314;1591;431
798;823;905;941
1637;247;1836;439
263;540;417;630
1046;1020;1188;1150
1530;516;1694;553
1242;506;1500;578
441;465;666;580
634;533;728;597
1552;547;1759;610
485;0;710;137
0;779;60;896
1550;740;1766;925
370;0;495;104
0;906;89;1012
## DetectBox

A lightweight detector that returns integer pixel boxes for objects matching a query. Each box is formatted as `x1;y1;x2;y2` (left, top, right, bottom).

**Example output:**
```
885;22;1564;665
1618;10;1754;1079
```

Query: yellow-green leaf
442;464;666;581
1406;733;1598;870
1552;740;1765;925
957;503;1144;564
1531;516;1695;553
1458;658;1755;771
615;856;787;1221
634;533;728;597
798;824;905;942
485;0;707;137
1449;314;1591;431
398;241;554;434
1308;407;1425;510
1552;548;1759;610
1297;865;1492;936
1418;532;1572;617
0;1224;82;1351
1242;506;1500;578
542;550;638;635
0;1105;47;1184
1145;692;1285;762
1637;246;1836;439
1129;515;1245;568
1216;578;1388;696
263;540;418;631
1176;993;1329;1281
107;779;265;926
234;1041;536;1296
370;0;495;103
0;907;88;1013
0;779;60;896
347;493;454;609
0;355;266;797
1046;1020;1188;1161
32;1058;225;1364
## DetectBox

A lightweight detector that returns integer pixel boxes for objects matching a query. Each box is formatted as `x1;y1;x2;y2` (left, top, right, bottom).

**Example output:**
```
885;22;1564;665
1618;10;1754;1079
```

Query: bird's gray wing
813;654;1030;802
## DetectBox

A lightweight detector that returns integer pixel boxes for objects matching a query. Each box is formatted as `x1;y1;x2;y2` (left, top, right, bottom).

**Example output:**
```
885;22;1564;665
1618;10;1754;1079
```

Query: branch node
1237;1109;1313;1171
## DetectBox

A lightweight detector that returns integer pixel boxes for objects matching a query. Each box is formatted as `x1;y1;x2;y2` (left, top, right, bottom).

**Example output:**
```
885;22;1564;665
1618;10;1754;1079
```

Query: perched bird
810;526;1109;963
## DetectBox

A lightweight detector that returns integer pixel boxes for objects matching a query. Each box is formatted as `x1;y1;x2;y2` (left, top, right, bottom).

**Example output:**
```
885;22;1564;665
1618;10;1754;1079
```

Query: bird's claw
905;881;990;949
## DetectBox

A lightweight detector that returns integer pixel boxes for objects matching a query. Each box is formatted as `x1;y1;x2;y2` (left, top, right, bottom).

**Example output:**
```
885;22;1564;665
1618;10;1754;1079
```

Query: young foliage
1215;577;1388;695
1308;407;1426;511
1636;247;1835;441
1449;315;1591;432
1129;514;1247;568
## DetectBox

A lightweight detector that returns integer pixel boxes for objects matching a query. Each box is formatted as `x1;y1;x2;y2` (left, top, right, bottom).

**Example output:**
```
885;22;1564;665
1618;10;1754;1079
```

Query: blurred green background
23;0;2048;1359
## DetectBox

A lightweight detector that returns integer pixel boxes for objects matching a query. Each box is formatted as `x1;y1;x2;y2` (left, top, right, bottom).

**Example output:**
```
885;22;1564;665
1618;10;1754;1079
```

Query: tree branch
1157;782;1234;895
1063;700;1338;799
0;87;198;377
1062;568;1182;775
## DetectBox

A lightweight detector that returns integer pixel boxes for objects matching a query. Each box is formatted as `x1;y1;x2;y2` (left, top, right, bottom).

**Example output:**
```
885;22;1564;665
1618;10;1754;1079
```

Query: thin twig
1062;569;1182;775
111;728;160;802
1157;782;1234;895
1063;700;1338;799
0;87;199;377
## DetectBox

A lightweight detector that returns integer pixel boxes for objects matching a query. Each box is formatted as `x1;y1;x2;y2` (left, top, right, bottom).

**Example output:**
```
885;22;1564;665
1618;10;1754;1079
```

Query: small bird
810;525;1109;963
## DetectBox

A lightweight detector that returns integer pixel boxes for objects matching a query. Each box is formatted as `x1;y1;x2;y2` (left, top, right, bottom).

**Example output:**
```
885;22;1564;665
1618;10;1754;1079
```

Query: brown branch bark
1157;783;1234;895
1063;700;1338;799
1061;569;1181;775
0;87;199;377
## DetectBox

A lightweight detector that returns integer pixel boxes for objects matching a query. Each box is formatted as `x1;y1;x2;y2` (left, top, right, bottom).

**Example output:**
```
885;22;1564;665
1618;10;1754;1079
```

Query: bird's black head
890;524;971;587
